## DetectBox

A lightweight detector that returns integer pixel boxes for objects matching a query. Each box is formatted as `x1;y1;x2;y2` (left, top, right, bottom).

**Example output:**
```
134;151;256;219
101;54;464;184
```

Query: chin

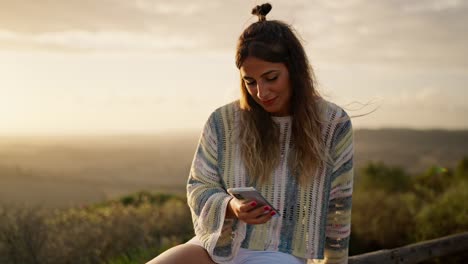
264;107;281;115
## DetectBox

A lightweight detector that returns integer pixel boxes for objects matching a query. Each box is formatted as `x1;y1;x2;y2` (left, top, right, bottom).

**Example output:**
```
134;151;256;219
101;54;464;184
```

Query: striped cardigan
187;99;353;263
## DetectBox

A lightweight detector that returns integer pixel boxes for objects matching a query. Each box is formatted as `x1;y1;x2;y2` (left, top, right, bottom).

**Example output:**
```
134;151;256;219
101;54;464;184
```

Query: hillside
354;129;468;173
0;129;467;207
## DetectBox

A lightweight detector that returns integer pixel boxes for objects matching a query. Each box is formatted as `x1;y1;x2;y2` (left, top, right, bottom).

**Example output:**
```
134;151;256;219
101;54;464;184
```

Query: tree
358;162;410;193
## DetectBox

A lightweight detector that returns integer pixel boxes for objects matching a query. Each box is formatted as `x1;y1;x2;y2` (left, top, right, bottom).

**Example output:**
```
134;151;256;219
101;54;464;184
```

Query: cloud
402;0;464;13
300;0;468;66
0;29;203;52
0;0;242;52
134;0;205;16
385;86;468;114
0;0;234;34
0;0;467;68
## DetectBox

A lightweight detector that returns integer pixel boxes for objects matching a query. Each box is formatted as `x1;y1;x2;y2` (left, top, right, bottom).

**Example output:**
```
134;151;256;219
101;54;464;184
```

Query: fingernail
270;211;276;216
264;206;271;211
250;201;257;207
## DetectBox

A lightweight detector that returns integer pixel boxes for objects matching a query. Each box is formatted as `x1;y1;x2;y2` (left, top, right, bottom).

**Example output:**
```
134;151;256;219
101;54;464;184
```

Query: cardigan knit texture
187;99;354;264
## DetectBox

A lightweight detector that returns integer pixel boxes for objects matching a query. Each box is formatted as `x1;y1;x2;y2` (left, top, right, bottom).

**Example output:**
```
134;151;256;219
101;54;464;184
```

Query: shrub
351;189;417;253
0;193;193;264
358;162;411;193
454;157;468;181
414;181;468;241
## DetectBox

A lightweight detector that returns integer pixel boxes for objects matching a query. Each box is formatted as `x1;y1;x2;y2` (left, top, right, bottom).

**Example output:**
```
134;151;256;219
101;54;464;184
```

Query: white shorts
187;237;306;264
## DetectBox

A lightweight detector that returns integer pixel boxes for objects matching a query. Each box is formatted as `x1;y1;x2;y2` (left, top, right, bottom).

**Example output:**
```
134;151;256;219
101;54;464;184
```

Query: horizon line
0;127;467;138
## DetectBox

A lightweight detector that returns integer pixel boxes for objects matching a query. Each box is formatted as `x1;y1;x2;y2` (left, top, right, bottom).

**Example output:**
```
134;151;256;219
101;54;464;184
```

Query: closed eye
243;73;279;88
266;75;278;82
245;80;256;86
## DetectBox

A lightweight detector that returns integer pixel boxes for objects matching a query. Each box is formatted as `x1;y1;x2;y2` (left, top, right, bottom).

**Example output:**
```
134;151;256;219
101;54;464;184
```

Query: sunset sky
1;0;467;135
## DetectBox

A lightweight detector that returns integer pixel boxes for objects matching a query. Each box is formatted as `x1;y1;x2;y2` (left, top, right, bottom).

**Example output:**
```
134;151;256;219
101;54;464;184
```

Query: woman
148;3;353;264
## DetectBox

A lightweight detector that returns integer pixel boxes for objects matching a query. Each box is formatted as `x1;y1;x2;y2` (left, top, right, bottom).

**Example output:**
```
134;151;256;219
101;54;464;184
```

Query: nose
256;81;270;100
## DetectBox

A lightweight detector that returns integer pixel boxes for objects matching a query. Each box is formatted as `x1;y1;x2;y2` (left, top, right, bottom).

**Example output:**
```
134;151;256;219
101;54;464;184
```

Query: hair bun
251;3;272;21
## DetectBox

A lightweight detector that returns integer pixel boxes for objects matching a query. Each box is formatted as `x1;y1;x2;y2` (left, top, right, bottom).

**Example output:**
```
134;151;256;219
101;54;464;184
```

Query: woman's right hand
226;197;275;224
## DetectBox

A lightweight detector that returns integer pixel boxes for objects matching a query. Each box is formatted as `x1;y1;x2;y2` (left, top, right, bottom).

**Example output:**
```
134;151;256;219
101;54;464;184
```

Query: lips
261;97;277;106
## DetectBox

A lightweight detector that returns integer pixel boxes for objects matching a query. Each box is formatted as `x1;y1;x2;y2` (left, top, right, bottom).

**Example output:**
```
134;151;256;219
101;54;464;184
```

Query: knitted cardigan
187;99;353;264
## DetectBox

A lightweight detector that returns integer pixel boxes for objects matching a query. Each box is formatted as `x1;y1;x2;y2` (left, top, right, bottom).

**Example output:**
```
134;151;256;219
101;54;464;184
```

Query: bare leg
146;244;216;264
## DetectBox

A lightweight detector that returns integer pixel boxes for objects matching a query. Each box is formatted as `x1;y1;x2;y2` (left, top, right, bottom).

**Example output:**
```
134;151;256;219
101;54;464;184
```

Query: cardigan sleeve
324;116;354;264
186;112;240;263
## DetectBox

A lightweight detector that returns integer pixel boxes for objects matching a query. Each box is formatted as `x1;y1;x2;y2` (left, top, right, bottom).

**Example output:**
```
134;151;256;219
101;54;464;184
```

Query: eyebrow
242;70;279;80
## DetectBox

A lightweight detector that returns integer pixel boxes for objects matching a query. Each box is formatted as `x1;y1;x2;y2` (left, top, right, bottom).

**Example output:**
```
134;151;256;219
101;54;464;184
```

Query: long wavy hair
236;4;329;185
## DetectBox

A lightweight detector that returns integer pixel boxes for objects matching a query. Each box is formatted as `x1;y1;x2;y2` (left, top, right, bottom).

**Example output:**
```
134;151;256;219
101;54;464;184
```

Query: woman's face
240;56;292;116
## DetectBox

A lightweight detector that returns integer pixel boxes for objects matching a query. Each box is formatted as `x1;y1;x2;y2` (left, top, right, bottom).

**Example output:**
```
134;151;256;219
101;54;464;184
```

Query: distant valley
0;129;467;208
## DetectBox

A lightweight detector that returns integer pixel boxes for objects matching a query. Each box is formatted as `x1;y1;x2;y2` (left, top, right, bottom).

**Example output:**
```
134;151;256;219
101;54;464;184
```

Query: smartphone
227;187;280;216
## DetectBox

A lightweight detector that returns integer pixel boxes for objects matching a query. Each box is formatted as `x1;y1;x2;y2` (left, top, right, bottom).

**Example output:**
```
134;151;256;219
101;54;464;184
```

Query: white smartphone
227;187;280;216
